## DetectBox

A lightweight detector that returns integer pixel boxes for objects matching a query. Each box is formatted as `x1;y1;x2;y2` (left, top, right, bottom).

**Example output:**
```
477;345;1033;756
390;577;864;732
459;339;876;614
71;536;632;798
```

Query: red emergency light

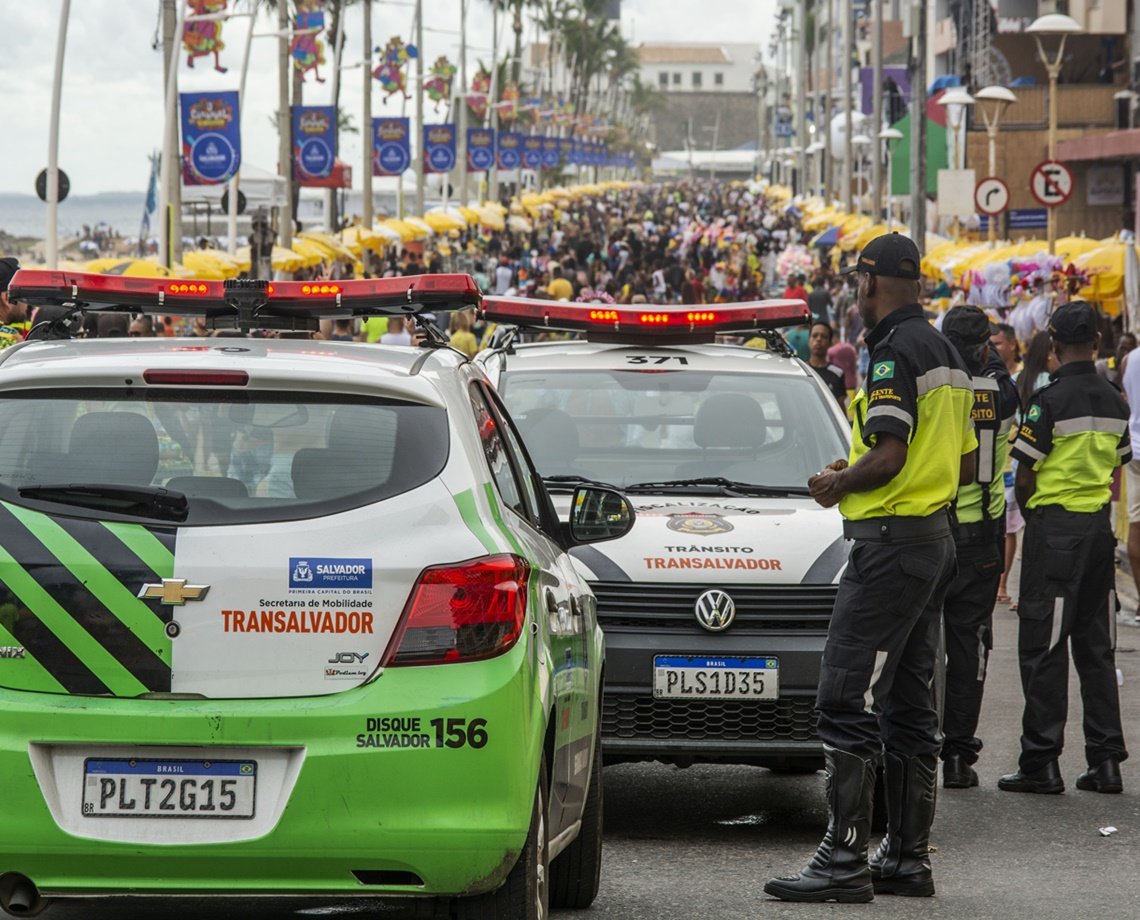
8;270;482;326
478;296;810;343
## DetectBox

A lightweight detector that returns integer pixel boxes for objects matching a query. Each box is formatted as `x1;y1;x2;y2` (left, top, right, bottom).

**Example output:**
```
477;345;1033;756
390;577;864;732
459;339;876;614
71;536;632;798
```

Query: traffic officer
0;258;29;348
1000;301;1130;795
940;306;1020;789
766;233;976;903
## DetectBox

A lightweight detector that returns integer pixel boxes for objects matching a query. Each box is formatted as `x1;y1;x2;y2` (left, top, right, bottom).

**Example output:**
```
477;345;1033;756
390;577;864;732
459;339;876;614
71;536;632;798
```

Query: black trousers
817;532;956;759
941;536;1002;764
1016;506;1128;772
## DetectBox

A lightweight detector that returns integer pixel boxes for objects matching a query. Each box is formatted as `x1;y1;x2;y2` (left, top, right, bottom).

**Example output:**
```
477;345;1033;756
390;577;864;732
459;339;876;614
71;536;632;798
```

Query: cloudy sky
5;0;777;195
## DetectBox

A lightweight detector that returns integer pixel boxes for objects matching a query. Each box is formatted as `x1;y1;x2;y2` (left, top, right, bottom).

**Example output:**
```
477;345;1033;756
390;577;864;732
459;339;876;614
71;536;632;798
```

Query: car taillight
384;554;530;666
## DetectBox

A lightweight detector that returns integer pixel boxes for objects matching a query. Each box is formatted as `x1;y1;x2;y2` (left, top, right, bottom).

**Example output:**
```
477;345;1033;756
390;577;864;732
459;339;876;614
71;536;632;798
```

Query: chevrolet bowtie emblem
138;579;211;606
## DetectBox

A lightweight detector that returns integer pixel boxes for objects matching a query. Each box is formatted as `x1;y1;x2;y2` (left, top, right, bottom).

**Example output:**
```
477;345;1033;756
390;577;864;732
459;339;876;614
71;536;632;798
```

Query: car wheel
550;728;603;909
455;756;549;920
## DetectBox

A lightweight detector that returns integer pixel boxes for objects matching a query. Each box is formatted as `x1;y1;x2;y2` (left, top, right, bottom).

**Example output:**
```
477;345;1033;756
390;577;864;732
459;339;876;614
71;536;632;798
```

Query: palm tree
484;0;543;86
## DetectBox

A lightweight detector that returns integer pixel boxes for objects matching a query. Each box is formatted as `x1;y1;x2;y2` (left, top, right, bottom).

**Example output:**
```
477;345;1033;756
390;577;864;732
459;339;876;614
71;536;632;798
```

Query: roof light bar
479;297;810;340
7;270;482;324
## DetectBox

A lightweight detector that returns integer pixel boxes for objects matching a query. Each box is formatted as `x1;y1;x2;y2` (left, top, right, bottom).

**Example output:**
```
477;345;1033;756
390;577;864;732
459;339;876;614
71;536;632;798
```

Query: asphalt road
28;570;1140;920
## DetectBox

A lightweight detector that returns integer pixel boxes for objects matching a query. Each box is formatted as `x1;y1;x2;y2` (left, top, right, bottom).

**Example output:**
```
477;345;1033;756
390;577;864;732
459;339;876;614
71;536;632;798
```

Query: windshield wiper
623;477;812;497
19;484;190;522
541;474;620;493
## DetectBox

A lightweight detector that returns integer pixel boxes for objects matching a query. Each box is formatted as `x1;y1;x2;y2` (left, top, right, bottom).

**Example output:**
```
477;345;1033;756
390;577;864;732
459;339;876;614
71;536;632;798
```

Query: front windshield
499;368;848;491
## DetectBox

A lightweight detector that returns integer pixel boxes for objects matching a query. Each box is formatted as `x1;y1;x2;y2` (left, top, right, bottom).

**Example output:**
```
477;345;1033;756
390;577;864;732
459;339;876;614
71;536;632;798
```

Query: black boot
942;752;978;789
764;745;877;903
1075;758;1123;794
869;752;938;897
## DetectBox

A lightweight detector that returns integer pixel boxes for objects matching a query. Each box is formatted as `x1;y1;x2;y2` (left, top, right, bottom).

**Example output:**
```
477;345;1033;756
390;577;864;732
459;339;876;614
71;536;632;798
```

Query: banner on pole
467;128;495;172
423;124;457;174
292;105;337;183
180;91;241;186
522;135;543;170
497;132;522;170
373;117;411;176
541;137;560;170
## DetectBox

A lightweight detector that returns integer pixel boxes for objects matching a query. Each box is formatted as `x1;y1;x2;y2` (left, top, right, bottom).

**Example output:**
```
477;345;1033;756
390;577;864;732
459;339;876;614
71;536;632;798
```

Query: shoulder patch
1027;404;1042;422
872;361;895;382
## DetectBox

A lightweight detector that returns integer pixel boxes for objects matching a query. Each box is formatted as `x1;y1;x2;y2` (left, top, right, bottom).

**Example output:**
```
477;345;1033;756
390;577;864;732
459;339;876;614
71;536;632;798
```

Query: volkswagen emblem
694;589;736;632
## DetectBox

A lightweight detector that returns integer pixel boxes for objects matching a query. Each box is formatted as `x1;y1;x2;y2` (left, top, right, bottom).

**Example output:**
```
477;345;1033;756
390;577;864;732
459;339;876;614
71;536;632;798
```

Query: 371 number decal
626;356;689;365
430;717;489;749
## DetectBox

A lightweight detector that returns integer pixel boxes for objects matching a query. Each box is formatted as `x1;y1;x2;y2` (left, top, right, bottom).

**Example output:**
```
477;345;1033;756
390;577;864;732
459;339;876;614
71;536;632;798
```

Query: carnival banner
292;105;337;183
372;117;411;176
497;131;522;170
291;0;327;82
373;36;417;101
423;124;457;174
559;138;573;163
424;56;457;112
467;127;495;172
180;90;241;185
541;137;560;170
522;135;543;170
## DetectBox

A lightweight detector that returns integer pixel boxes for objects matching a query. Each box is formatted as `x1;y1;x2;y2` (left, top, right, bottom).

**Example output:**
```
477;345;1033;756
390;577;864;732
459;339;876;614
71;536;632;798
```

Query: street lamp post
936;87;974;241
878;127;903;231
1027;13;1083;254
851;133;871;215
806;141;825;198
974;85;1017;247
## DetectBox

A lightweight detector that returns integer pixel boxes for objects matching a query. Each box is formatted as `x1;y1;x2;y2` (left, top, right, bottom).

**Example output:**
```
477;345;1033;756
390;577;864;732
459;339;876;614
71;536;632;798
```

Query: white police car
0;270;632;919
475;299;851;771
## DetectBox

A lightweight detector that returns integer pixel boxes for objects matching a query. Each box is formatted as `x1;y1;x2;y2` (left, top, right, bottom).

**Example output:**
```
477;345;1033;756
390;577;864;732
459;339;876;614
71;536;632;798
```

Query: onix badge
138;579;211;606
694;589;736;632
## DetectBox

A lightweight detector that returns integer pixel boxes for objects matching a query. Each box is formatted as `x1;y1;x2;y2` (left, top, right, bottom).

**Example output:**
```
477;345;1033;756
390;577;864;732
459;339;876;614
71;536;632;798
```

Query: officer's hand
808;469;845;508
825;459;849;473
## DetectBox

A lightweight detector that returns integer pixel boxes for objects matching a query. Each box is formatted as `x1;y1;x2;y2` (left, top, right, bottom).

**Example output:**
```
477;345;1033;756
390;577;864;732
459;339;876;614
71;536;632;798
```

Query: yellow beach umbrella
182;250;244;279
404;217;435;238
380;219;423;242
422;209;466;233
508;215;533;234
340;225;389;255
297;231;357;263
85;258;191;279
1053;236;1103;260
1072;241;1138;301
235;245;318;273
474;206;505;231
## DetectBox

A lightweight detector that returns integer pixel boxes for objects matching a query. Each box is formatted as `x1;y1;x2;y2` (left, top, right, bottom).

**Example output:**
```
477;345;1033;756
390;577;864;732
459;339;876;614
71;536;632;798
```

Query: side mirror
567;486;635;546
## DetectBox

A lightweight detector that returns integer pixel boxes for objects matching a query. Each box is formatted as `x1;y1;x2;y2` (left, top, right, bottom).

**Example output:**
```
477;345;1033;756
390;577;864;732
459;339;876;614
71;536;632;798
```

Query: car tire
550;729;603;909
455;756;550;920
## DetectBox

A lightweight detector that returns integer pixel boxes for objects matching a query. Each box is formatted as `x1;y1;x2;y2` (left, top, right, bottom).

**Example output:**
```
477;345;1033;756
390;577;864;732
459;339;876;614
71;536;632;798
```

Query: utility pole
159;0;184;268
825;0;835;199
45;0;71;270
842;0;853;212
909;0;927;249
871;0;883;220
794;1;807;195
278;0;294;249
457;0;469;206
488;4;500;203
362;0;373;228
414;0;425;216
325;4;345;230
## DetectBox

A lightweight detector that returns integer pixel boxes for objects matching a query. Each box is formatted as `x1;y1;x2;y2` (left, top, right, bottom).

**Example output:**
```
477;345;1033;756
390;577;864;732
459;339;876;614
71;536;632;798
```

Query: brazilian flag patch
1027;405;1041;422
872;361;896;382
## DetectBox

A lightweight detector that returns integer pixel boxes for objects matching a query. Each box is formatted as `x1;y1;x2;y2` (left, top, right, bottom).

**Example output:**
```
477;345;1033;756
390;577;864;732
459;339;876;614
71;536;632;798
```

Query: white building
637;43;759;94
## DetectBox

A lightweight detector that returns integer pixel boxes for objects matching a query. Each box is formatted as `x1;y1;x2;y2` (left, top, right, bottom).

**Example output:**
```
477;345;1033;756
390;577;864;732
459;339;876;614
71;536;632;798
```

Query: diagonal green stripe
0;619;67;693
101;522;174;578
5;503;170;666
483;482;526;556
0;545;146;697
453;488;500;555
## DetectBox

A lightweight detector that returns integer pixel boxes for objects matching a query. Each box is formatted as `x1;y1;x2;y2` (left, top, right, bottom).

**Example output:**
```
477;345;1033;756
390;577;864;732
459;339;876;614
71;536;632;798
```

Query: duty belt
842;510;951;543
952;519;1004;546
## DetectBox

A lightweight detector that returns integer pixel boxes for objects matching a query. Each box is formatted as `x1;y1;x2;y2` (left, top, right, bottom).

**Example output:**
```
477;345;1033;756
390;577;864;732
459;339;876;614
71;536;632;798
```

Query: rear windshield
0;389;449;525
499;369;847;490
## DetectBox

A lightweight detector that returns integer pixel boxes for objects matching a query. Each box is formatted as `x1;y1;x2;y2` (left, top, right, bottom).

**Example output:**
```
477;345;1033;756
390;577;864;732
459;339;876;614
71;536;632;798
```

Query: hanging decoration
424;56;457;112
291;0;328;82
494;81;520;123
372;36;418;101
467;67;491;121
183;0;229;73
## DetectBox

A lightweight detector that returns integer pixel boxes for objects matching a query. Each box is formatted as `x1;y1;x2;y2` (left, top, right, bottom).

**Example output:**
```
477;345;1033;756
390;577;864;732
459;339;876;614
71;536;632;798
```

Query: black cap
0;258;18;293
941;305;992;349
841;232;921;280
1048;300;1098;344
